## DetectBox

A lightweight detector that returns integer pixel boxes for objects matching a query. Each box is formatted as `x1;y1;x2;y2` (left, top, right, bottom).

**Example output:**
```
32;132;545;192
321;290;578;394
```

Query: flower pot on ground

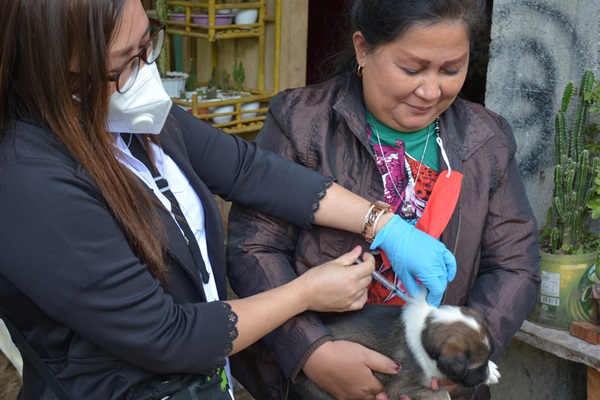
528;251;599;329
531;70;600;329
593;279;600;309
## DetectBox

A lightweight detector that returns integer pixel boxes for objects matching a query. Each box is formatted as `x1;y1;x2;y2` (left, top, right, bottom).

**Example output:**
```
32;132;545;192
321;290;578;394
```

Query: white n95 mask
107;63;172;134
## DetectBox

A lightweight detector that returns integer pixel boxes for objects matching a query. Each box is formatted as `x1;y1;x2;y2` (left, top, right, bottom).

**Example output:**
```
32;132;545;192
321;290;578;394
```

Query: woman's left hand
371;215;456;306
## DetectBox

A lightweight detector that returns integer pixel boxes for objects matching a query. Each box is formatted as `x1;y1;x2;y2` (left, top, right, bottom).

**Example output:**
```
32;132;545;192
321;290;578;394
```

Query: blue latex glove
370;214;457;306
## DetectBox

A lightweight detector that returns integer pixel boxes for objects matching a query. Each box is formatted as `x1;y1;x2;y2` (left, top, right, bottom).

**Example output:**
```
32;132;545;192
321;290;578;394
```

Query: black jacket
0;105;329;399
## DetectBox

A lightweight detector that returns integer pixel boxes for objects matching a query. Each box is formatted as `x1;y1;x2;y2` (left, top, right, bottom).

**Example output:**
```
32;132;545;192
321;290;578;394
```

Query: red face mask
415;136;462;239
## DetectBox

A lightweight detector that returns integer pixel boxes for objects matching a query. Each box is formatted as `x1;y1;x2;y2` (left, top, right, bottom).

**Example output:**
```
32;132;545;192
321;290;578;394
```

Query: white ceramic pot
210;105;235;124
184;91;198;101
234;9;258;27
241;101;260;119
161;72;188;98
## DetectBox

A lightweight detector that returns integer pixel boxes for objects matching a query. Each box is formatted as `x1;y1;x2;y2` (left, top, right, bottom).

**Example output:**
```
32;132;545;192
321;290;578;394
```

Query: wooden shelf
166;26;262;41
173;91;273;136
163;0;280;135
517;320;600;399
517;320;600;370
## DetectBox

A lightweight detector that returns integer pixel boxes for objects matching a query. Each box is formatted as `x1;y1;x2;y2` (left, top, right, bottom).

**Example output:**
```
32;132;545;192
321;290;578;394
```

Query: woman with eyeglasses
0;0;458;399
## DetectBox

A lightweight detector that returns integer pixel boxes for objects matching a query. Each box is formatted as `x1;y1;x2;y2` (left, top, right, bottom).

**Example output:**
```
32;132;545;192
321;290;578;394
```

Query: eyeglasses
109;18;165;93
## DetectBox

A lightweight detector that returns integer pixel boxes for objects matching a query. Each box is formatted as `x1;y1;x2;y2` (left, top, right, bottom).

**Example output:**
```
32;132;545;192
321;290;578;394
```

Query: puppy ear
437;353;469;380
422;327;469;380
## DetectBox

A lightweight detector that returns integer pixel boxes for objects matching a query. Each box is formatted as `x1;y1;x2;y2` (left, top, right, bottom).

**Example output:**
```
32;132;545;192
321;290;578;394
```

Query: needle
354;258;410;301
370;270;410;301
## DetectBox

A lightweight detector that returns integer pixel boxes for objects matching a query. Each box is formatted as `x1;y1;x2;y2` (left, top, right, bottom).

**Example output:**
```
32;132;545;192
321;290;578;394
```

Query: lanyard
127;135;210;284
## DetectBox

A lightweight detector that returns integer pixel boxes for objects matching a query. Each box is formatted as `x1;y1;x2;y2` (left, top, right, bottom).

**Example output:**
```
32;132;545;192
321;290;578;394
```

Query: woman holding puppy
227;0;540;399
0;0;460;398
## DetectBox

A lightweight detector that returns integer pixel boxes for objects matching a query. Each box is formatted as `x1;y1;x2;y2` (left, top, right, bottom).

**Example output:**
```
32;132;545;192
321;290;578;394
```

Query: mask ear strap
436;136;452;178
416;135;463;239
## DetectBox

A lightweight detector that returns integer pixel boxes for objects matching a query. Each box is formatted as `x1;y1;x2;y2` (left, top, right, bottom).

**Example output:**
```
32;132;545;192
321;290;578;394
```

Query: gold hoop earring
357;65;364;77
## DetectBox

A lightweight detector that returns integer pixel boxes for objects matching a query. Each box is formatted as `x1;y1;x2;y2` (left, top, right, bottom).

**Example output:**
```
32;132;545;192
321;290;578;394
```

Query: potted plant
191;13;234;26
232;57;259;119
584;75;600;310
207;68;233;123
192;0;234;26
168;5;186;24
204;67;219;100
184;57;197;98
530;69;600;330
232;56;245;94
196;67;234;124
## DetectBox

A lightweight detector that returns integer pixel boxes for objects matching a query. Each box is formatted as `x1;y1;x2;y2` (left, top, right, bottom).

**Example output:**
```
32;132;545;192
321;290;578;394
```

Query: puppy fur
295;293;500;400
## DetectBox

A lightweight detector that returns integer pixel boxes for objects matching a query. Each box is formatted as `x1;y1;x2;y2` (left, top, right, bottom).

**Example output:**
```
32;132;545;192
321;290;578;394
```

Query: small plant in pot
232;56;259;119
232;56;245;95
584;74;600;310
168;5;186;23
184;57;197;99
201;67;219;100
198;67;233;124
531;69;600;330
218;67;232;96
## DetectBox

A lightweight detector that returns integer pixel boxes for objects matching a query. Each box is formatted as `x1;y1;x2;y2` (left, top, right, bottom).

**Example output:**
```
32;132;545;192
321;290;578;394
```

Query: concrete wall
486;0;600;225
489;340;587;399
485;1;600;398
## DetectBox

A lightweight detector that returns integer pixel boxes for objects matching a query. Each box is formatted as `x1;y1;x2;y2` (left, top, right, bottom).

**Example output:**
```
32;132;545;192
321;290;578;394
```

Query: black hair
326;0;488;79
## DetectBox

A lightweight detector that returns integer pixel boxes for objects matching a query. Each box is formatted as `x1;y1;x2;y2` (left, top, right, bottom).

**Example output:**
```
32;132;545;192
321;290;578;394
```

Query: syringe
354;259;410;301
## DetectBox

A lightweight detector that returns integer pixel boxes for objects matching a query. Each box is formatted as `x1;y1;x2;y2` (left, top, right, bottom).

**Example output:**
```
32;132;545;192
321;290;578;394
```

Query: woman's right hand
294;246;375;313
303;340;398;400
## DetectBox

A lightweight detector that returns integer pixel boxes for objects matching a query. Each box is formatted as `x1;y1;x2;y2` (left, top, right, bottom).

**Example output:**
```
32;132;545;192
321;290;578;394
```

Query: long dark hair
0;0;169;282
326;0;488;81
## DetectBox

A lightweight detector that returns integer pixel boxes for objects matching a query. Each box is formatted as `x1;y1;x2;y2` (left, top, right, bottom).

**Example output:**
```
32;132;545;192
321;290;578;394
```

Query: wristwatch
361;200;393;243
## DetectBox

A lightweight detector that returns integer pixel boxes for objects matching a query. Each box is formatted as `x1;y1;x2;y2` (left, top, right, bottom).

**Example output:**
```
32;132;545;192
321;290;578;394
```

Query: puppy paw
485;361;501;385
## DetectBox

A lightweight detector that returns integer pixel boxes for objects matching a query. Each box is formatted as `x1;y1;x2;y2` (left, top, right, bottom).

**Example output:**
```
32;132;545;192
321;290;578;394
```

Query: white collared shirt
113;134;220;302
113;134;236;397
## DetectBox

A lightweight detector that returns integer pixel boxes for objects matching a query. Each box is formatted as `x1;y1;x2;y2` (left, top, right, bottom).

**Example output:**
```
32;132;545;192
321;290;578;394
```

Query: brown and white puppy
295;293;500;400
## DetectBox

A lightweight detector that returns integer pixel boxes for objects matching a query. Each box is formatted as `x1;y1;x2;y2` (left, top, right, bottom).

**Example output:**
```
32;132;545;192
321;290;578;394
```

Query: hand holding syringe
354;256;409;302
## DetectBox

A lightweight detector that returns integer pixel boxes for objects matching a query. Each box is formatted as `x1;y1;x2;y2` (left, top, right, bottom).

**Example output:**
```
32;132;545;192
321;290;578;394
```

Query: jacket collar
331;74;495;166
332;76;381;162
438;98;496;162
